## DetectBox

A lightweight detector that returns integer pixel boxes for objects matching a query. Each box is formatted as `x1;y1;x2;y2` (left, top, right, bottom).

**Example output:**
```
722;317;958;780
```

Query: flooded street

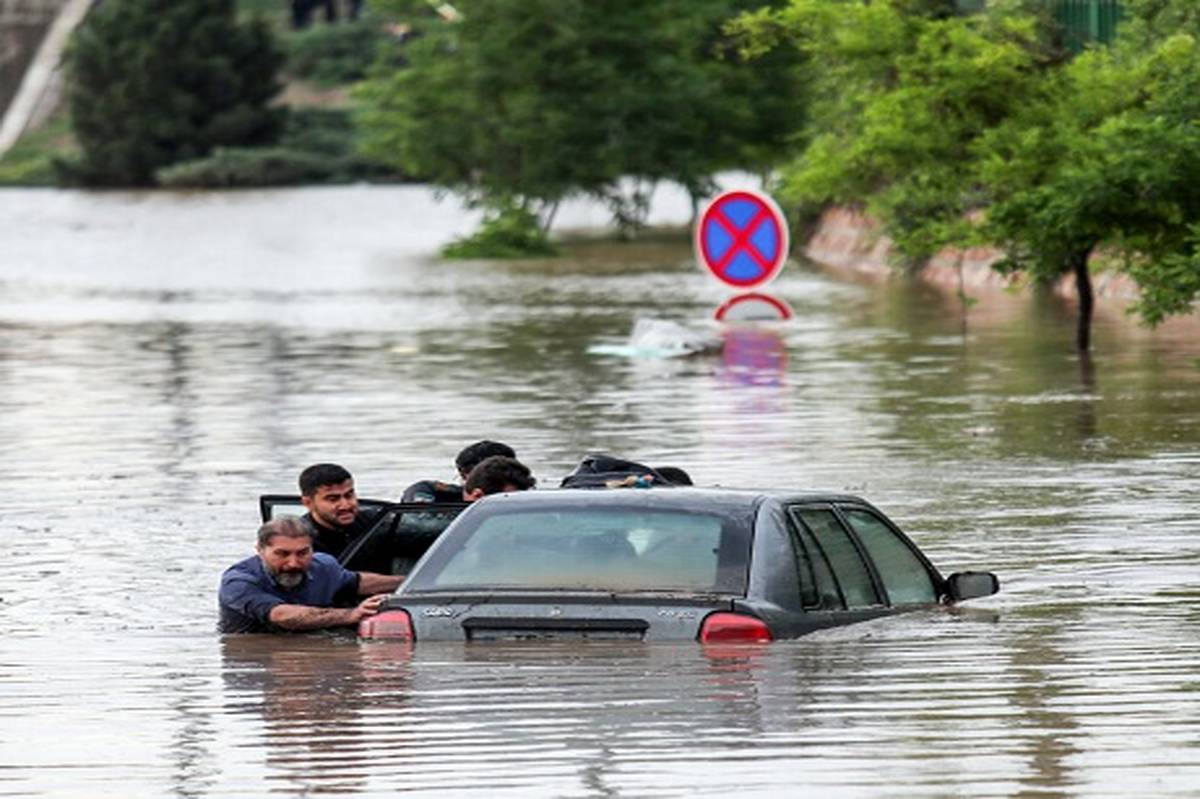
1;185;1198;797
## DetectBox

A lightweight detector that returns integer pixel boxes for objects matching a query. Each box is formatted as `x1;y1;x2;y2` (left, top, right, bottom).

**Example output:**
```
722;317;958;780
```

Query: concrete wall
802;205;1141;305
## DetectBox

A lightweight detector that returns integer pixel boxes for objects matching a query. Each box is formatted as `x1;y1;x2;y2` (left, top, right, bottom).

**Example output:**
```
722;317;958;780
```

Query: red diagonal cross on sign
711;207;773;272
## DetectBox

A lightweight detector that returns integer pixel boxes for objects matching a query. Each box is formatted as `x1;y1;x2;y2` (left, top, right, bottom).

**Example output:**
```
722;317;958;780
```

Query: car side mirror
944;571;999;602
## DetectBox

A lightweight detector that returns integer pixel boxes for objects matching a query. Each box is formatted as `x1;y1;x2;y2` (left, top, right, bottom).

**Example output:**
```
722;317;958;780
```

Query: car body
347;488;999;644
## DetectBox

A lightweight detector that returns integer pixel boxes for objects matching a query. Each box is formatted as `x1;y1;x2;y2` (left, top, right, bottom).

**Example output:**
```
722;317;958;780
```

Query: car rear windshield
405;505;752;594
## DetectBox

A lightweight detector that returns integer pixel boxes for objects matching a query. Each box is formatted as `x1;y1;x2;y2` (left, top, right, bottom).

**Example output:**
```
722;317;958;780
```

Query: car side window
841;508;937;605
787;512;841;609
791;508;880;609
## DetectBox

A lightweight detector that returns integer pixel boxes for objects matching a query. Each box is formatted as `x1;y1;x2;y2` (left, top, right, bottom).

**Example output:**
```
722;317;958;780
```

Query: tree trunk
540;199;560;235
1071;248;1094;352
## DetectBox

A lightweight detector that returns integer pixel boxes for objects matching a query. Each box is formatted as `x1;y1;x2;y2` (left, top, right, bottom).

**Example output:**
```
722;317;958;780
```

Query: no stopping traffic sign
695;190;789;289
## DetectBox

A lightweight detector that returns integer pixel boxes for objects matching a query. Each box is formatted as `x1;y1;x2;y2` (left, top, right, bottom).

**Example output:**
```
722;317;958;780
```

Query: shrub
155;147;335;187
64;0;285;186
441;205;560;259
154;109;409;187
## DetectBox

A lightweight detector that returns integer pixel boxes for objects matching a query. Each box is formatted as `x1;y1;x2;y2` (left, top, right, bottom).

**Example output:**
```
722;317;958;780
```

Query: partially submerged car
352;488;999;644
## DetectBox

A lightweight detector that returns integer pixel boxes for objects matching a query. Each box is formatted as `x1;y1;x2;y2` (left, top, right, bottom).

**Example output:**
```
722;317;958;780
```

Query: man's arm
268;594;387;631
358;571;404;595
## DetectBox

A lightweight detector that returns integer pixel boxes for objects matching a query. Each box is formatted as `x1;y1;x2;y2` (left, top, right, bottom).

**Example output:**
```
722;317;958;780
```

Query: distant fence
1055;0;1122;51
955;1;1123;52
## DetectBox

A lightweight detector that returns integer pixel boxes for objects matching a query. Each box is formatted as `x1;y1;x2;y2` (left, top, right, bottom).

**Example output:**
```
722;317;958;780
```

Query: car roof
470;486;872;513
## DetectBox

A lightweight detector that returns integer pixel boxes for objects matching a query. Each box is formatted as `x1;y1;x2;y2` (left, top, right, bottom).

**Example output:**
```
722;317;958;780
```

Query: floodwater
1;185;1198;797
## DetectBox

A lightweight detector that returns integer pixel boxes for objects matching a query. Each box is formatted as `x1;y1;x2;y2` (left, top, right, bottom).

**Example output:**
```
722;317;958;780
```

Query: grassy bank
0;114;74;186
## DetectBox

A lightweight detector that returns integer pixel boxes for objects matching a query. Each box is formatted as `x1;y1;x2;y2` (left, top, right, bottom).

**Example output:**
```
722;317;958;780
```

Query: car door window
841;508;937;605
788;515;841;609
340;504;468;575
792;508;880;608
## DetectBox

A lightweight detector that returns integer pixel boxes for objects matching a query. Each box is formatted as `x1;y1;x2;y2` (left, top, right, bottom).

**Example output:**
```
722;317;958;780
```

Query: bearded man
218;517;402;634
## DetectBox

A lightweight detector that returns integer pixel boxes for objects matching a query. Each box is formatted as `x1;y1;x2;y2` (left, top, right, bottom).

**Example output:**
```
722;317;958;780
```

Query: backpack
559;454;675;489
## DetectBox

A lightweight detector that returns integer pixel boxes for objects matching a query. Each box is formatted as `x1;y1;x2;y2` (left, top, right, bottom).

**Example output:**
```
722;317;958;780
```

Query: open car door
339;502;469;576
257;495;469;576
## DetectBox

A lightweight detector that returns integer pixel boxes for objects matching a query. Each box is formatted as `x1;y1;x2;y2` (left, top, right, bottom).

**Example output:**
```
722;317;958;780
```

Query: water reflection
718;325;788;388
1008;617;1081;799
221;635;413;793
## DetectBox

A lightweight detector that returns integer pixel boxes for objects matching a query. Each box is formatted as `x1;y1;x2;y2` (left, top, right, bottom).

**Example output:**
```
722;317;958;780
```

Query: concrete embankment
802;205;1142;305
0;0;88;155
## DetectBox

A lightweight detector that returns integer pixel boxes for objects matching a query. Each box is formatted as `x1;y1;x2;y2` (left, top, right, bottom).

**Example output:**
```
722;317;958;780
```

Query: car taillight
698;612;773;643
359;609;414;641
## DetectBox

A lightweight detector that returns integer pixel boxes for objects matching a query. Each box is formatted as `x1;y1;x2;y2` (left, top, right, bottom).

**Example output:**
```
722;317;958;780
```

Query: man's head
299;462;359;529
256;517;314;589
463;455;536;501
455;440;516;480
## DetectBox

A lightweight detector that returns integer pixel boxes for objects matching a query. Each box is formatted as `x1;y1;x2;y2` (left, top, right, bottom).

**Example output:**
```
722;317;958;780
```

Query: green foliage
284;20;405;86
736;0;1055;264
154;109;407;187
63;0;285;186
357;0;806;232
977;32;1200;325
156;146;332;187
740;0;1200;340
0;115;75;186
441;204;560;259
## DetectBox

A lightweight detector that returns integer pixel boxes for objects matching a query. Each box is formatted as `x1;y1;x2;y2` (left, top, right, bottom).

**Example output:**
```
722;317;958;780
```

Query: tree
732;0;1056;262
357;0;806;244
64;0;284;186
738;0;1200;350
977;31;1200;346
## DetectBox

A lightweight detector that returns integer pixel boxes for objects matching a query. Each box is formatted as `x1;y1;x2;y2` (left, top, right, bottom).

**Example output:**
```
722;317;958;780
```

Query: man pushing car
218;516;403;634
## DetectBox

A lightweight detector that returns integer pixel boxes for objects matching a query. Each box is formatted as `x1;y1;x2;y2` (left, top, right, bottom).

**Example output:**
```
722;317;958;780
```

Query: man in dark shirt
299;462;374;557
219;517;403;634
401;440;517;502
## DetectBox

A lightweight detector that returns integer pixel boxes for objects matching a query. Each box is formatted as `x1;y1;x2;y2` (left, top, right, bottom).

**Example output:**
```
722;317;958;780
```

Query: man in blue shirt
219;516;404;634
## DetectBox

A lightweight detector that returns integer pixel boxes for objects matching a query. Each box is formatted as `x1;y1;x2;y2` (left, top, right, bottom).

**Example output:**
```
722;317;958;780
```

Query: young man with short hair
401;440;517;503
218;517;403;634
462;455;536;501
299;462;373;557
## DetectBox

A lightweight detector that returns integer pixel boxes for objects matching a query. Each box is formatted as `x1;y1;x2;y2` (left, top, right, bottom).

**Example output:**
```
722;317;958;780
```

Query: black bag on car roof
560;454;678;489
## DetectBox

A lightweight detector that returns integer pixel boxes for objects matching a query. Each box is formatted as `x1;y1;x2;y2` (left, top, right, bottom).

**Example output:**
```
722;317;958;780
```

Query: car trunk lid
385;592;737;642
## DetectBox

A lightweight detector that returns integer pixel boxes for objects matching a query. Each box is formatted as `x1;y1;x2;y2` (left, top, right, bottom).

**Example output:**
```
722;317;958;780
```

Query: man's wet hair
257;516;313;549
299;463;353;496
463;455;535;496
455;440;516;476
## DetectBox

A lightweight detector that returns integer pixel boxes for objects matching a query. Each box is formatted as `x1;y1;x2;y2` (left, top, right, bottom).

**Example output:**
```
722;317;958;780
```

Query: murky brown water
2;185;1199;797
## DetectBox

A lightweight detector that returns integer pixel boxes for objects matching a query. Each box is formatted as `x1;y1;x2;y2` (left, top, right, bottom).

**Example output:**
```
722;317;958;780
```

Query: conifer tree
64;0;284;186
